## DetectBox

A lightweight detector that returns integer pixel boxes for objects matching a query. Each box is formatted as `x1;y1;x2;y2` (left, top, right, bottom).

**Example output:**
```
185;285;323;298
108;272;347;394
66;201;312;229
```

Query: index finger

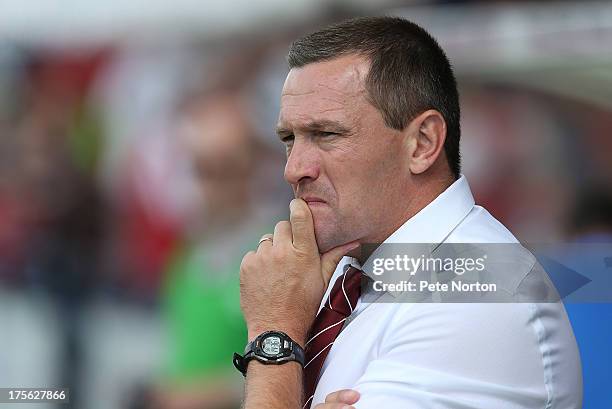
289;198;317;251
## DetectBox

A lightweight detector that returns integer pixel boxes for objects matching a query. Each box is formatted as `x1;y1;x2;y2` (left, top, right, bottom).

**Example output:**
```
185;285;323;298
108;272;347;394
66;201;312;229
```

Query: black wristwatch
233;330;305;376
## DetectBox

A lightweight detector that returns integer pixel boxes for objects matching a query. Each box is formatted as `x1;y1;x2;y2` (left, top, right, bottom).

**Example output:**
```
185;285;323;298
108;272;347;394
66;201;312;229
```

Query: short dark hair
287;16;461;179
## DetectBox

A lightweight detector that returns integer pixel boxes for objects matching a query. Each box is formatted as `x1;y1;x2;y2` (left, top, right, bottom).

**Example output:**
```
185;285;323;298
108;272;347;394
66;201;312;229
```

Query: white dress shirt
312;175;582;409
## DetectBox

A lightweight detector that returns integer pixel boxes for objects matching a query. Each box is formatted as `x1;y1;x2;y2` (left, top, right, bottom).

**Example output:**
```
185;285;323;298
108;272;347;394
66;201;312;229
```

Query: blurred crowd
1;5;611;409
0;31;297;409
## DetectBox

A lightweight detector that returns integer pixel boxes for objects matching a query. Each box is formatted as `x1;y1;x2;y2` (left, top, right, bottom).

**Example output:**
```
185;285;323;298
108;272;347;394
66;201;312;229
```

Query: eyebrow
276;119;350;138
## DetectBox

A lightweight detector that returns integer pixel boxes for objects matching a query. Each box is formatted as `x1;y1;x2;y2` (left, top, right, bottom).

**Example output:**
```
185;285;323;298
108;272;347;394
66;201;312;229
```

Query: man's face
278;54;412;253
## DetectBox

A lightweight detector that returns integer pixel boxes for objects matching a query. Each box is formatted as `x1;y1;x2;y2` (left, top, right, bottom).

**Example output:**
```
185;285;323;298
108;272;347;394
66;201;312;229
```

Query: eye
315;131;338;137
280;134;294;144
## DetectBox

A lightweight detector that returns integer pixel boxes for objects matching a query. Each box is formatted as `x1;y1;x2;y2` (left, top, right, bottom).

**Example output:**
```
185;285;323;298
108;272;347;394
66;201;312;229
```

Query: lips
301;196;327;205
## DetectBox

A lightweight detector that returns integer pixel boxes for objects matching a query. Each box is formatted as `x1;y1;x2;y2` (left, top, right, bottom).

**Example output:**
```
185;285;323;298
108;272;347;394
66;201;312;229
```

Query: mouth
300;196;327;206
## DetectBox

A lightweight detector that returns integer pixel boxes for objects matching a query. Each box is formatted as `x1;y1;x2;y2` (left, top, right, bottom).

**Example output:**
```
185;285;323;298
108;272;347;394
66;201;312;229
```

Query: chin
312;214;348;253
314;227;346;254
313;230;334;253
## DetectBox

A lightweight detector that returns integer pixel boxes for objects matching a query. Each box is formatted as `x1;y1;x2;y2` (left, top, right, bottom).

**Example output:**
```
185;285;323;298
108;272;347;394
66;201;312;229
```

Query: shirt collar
343;174;476;279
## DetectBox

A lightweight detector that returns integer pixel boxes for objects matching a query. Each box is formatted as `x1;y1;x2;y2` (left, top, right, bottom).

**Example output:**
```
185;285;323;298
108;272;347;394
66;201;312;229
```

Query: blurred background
0;1;611;408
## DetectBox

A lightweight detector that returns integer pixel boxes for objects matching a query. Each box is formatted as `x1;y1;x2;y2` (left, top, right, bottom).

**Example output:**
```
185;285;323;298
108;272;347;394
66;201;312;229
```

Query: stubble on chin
313;219;350;254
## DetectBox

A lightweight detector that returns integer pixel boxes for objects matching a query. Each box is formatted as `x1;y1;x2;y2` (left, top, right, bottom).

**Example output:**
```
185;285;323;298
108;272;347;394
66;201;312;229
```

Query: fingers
289;198;317;251
240;250;256;271
323;389;360;405
320;242;360;286
273;221;292;245
258;221;291;253
257;233;273;253
314;404;356;409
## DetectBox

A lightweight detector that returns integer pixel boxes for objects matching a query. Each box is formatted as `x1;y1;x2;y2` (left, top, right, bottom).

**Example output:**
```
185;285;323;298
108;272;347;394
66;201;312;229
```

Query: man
236;17;582;408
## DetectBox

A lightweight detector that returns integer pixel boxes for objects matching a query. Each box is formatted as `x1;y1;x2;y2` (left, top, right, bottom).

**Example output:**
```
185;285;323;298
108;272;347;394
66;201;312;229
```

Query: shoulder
448;205;519;244
445;205;551;297
354;301;580;408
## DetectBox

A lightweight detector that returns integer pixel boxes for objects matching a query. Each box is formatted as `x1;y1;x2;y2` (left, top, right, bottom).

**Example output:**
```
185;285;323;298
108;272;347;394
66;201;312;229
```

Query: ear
405;109;447;175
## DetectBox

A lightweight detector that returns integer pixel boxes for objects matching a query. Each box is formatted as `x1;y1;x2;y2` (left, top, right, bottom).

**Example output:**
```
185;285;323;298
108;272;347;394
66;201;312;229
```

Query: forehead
278;54;370;127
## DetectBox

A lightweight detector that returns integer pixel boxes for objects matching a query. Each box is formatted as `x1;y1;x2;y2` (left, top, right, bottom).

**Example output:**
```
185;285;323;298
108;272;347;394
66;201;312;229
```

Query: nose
284;137;321;186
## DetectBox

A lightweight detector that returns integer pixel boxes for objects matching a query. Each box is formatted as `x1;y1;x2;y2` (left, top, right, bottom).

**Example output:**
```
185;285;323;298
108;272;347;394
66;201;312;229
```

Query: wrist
234;330;306;377
248;325;307;346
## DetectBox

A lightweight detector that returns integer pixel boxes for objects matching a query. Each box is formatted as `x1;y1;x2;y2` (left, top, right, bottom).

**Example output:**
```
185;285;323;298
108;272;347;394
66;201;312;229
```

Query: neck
354;173;454;264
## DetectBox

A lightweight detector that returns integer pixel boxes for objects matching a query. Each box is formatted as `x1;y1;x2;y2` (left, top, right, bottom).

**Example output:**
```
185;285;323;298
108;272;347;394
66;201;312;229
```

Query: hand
239;199;358;344
314;389;360;409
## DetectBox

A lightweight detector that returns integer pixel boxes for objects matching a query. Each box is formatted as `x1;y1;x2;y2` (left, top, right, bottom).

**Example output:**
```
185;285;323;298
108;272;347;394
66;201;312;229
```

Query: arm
245;365;362;409
239;199;358;409
244;362;303;409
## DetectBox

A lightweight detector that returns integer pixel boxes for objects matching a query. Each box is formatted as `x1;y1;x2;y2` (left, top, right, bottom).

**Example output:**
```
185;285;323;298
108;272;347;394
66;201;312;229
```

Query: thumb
289;198;317;251
320;241;360;286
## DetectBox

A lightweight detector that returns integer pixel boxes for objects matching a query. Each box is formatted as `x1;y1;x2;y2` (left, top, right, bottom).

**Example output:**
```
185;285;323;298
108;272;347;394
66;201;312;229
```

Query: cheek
322;133;402;211
333;176;374;224
335;154;402;219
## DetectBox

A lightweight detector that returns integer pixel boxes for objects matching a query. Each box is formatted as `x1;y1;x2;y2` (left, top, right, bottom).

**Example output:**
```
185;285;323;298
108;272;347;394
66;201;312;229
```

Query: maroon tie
303;266;363;408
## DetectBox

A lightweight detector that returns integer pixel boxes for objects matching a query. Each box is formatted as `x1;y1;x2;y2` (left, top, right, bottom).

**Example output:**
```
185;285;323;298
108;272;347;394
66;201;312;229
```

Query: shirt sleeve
351;302;579;409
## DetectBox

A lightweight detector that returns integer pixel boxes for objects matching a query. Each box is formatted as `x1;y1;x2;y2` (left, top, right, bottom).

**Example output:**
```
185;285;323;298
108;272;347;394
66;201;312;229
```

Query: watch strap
233;331;305;376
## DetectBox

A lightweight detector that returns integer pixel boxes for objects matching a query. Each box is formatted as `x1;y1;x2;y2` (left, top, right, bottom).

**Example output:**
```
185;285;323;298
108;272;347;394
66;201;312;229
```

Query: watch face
261;335;282;356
